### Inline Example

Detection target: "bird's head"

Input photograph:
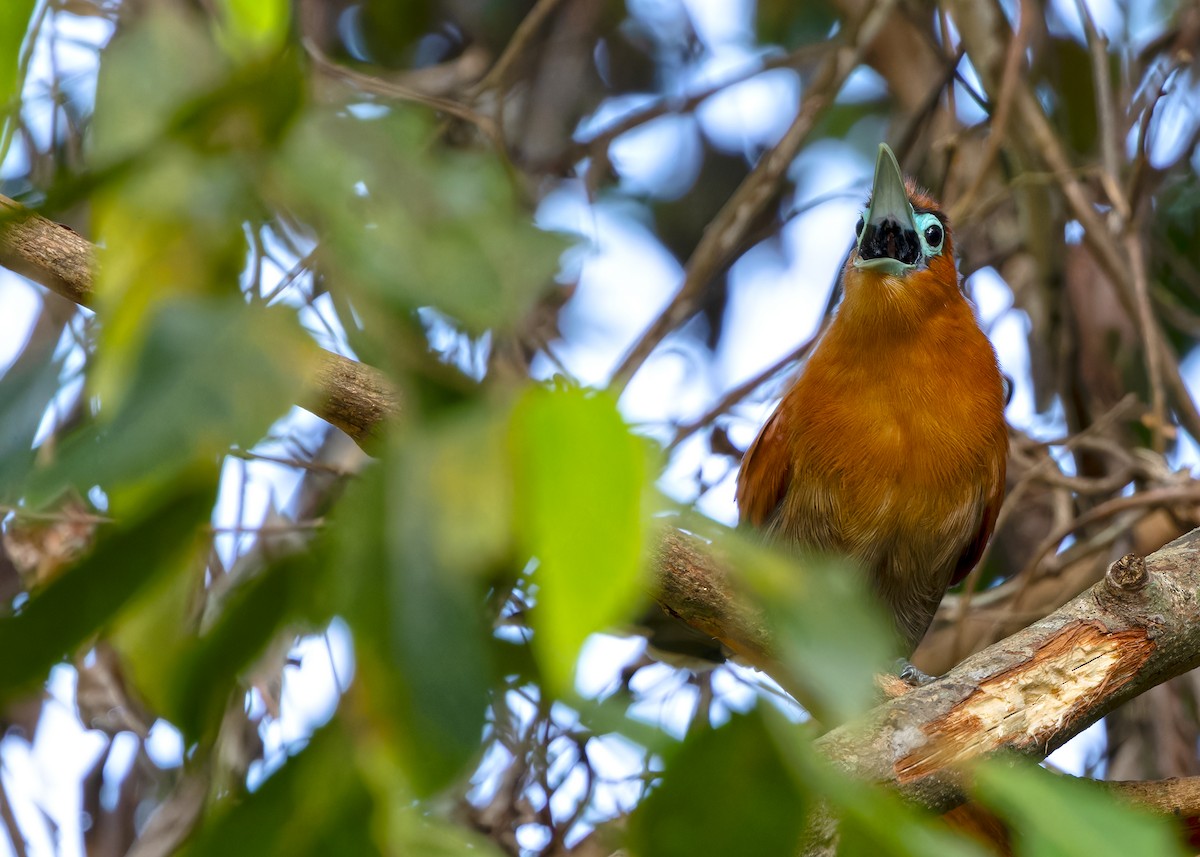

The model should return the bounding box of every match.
[843,144,959,321]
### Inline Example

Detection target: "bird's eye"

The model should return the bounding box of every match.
[855,216,865,237]
[915,213,945,255]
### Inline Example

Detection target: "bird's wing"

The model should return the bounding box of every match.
[735,407,792,528]
[948,475,1004,587]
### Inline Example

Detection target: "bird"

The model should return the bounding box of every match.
[736,143,1008,661]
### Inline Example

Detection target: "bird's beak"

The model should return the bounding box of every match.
[855,144,920,275]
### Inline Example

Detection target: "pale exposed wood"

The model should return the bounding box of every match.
[813,533,1200,816]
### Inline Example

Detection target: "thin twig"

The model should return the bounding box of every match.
[609,0,900,392]
[468,0,571,97]
[1126,232,1168,452]
[667,329,823,453]
[1072,0,1129,221]
[948,0,1033,223]
[1017,484,1200,584]
[303,39,503,147]
[575,44,829,158]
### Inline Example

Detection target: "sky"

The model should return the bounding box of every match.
[0,0,1193,852]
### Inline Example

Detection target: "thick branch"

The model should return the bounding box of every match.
[814,538,1200,812]
[652,531,771,664]
[1106,776,1200,819]
[652,527,1200,816]
[0,195,398,444]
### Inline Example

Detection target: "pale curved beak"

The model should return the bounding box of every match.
[855,144,919,274]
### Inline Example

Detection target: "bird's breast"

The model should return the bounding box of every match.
[771,317,1006,583]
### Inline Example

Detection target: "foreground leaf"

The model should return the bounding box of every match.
[628,709,807,857]
[974,759,1188,857]
[510,386,650,695]
[0,481,215,699]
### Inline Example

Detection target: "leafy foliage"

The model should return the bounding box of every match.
[0,1,1197,856]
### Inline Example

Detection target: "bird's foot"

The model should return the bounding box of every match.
[896,658,938,687]
[876,660,942,698]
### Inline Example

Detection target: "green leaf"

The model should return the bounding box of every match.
[0,350,62,502]
[757,715,986,857]
[91,8,224,165]
[510,386,650,695]
[120,547,319,739]
[331,409,507,794]
[974,759,1188,857]
[181,724,380,857]
[718,530,894,724]
[31,301,315,507]
[215,0,290,55]
[628,709,808,857]
[274,109,568,335]
[0,0,36,164]
[0,481,215,700]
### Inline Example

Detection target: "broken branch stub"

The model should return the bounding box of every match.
[814,529,1200,813]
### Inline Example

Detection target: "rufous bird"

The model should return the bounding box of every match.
[736,144,1008,660]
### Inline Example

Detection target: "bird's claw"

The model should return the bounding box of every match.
[895,659,938,687]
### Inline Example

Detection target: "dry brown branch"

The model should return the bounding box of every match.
[652,526,1200,848]
[813,538,1200,813]
[0,195,92,305]
[652,530,771,665]
[468,0,571,97]
[1106,775,1200,818]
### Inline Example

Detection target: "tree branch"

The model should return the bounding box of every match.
[0,195,398,445]
[815,542,1200,811]
[1107,776,1200,819]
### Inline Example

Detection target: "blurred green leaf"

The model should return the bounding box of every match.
[0,350,62,502]
[92,8,224,165]
[215,0,290,55]
[628,709,807,857]
[182,724,380,857]
[0,0,37,164]
[31,301,316,507]
[91,9,303,381]
[719,531,893,723]
[332,408,506,794]
[751,714,985,857]
[974,759,1188,857]
[510,386,650,695]
[274,109,568,336]
[0,481,214,700]
[125,549,318,743]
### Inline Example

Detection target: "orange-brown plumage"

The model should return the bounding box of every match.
[736,146,1007,655]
